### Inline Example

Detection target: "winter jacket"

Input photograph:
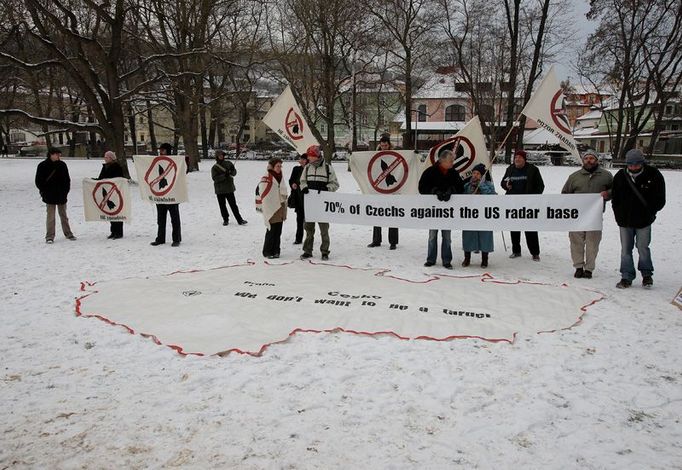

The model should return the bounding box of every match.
[300,161,339,192]
[288,164,305,211]
[256,170,288,228]
[211,160,237,194]
[97,161,124,180]
[35,158,71,204]
[462,180,496,252]
[418,163,465,196]
[501,163,544,194]
[561,166,613,195]
[611,165,666,228]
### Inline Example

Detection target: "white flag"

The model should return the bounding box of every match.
[133,155,188,204]
[82,177,132,222]
[349,150,428,195]
[261,85,319,154]
[520,65,579,158]
[427,115,490,180]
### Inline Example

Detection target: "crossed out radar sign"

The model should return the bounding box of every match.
[428,135,476,172]
[285,108,304,141]
[367,150,410,194]
[144,156,177,196]
[550,89,571,134]
[92,181,124,216]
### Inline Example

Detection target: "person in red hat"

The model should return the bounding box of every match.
[299,145,339,261]
[500,149,544,261]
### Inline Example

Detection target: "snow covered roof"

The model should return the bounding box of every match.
[399,121,466,131]
[576,109,603,121]
[413,75,469,100]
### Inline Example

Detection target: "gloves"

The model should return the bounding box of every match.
[437,189,452,202]
[301,187,309,194]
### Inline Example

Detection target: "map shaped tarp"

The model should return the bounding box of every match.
[76,261,604,356]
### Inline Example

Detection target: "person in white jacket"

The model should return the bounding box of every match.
[256,157,288,259]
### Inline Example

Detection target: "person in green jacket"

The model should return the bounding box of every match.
[211,150,247,226]
[561,150,613,279]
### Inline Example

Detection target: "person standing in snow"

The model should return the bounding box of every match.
[150,143,182,247]
[211,149,247,227]
[611,148,666,289]
[461,163,495,268]
[35,148,76,243]
[561,149,613,279]
[96,150,125,239]
[288,154,307,245]
[256,157,288,259]
[367,135,399,250]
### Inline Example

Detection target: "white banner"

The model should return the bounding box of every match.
[520,65,580,158]
[261,85,318,154]
[427,115,491,179]
[349,150,428,195]
[82,177,132,222]
[304,192,604,231]
[133,155,188,204]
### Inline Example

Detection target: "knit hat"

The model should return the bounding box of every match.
[514,149,527,160]
[306,145,321,159]
[625,148,645,165]
[582,149,598,159]
[472,163,487,175]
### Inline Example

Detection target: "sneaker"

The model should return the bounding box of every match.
[443,263,453,269]
[616,279,632,289]
[583,270,592,279]
[642,276,653,288]
[389,244,397,250]
[238,220,248,225]
[46,239,54,244]
[532,255,541,262]
[367,242,380,248]
[171,241,180,247]
[424,261,435,267]
[509,253,521,259]
[150,240,165,246]
[223,220,229,226]
[300,253,312,259]
[321,254,329,261]
[67,235,77,241]
[574,268,584,278]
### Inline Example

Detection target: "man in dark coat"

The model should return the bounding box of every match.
[501,149,545,260]
[151,143,182,247]
[211,149,247,226]
[611,148,666,288]
[288,154,307,244]
[367,135,399,250]
[418,149,465,269]
[35,148,76,243]
[96,150,125,239]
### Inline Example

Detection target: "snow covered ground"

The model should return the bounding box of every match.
[1,157,680,469]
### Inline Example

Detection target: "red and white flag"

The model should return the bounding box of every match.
[82,177,132,222]
[262,85,319,154]
[133,155,188,204]
[520,65,580,158]
[427,115,490,179]
[349,150,428,195]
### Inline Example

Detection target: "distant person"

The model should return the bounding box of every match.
[367,135,399,250]
[501,149,544,261]
[300,145,339,261]
[151,143,181,247]
[418,149,464,269]
[35,148,76,243]
[288,154,308,244]
[561,150,613,279]
[96,151,125,239]
[257,157,288,259]
[611,149,666,288]
[211,149,247,226]
[461,164,495,268]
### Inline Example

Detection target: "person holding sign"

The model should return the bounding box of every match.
[367,135,399,250]
[151,143,182,247]
[501,149,545,261]
[418,149,464,269]
[257,157,288,259]
[300,145,339,261]
[35,148,76,244]
[211,149,247,227]
[96,151,125,239]
[561,150,613,279]
[461,164,495,268]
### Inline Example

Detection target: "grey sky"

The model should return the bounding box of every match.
[554,0,598,82]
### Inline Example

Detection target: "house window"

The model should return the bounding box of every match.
[243,134,250,141]
[140,134,145,142]
[417,104,427,122]
[455,83,468,92]
[445,104,465,121]
[479,104,495,122]
[665,105,674,115]
[139,116,144,124]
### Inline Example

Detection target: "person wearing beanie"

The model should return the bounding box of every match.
[300,145,339,261]
[561,150,613,279]
[500,149,545,260]
[211,149,247,227]
[151,143,182,247]
[288,154,308,244]
[367,136,399,250]
[35,147,76,243]
[461,163,495,268]
[611,148,666,288]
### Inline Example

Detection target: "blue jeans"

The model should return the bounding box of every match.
[427,229,452,265]
[619,226,653,281]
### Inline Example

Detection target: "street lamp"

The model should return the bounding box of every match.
[410,108,428,151]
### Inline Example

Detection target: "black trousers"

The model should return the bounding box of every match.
[372,226,399,245]
[156,204,181,243]
[295,207,305,243]
[263,222,283,257]
[510,231,539,256]
[216,192,244,223]
[110,221,123,237]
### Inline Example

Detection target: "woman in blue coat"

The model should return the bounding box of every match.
[462,164,495,268]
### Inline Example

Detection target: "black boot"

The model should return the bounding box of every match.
[461,252,471,267]
[481,252,489,268]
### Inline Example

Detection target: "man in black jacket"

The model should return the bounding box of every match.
[418,149,464,269]
[35,148,76,243]
[501,149,545,260]
[288,154,307,244]
[151,143,182,247]
[612,149,666,288]
[96,151,125,239]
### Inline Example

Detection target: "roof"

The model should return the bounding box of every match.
[576,109,603,121]
[413,75,469,100]
[399,121,466,131]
